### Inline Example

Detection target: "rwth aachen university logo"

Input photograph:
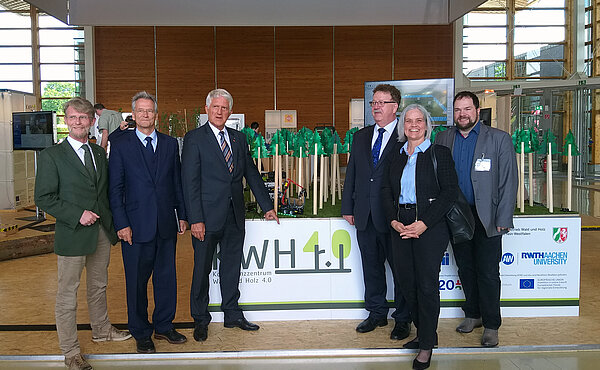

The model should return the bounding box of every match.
[553,227,568,244]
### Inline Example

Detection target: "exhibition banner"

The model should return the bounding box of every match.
[207,216,580,321]
[499,216,581,317]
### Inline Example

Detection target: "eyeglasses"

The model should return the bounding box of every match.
[67,115,91,122]
[369,101,396,107]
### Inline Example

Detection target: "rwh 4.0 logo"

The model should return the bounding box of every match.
[553,227,568,244]
[277,229,353,274]
[233,229,354,275]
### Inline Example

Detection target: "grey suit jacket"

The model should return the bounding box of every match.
[181,123,273,232]
[435,124,518,237]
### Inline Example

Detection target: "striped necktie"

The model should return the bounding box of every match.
[219,131,233,173]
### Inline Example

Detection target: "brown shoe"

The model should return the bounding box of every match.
[456,317,482,333]
[481,328,499,347]
[64,353,92,370]
[92,325,132,342]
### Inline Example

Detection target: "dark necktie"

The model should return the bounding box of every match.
[372,127,385,166]
[219,131,233,173]
[145,136,154,155]
[81,144,97,183]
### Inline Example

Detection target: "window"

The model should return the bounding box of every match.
[0,2,32,93]
[0,0,85,138]
[463,0,568,81]
[584,0,593,76]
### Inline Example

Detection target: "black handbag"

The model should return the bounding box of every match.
[430,145,476,244]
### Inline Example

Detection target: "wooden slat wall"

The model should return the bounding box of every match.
[275,27,334,132]
[156,26,215,132]
[394,25,454,80]
[216,27,274,133]
[334,26,394,143]
[94,25,454,134]
[94,27,155,111]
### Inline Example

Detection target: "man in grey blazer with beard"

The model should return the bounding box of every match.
[435,91,518,347]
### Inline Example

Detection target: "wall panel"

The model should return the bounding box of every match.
[334,26,393,142]
[216,27,274,132]
[394,25,454,80]
[275,27,333,132]
[94,27,155,111]
[94,25,454,137]
[156,26,215,132]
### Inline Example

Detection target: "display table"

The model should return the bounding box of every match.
[207,215,580,321]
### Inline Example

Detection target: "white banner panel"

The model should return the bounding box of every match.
[205,216,580,321]
[499,216,581,316]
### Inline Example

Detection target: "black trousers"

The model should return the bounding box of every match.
[190,203,245,326]
[392,208,449,350]
[451,206,503,330]
[356,215,411,322]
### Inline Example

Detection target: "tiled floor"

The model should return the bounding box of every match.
[1,172,599,369]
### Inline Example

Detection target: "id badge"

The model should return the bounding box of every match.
[475,157,491,171]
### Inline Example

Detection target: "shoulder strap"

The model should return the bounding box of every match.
[430,144,440,189]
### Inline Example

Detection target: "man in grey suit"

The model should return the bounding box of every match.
[181,88,279,342]
[435,91,518,347]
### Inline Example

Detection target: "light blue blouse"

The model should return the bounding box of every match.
[398,139,431,204]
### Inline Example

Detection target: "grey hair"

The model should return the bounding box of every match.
[132,91,158,112]
[63,97,94,118]
[396,104,433,142]
[206,88,233,110]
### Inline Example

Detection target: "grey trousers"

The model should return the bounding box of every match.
[55,228,112,357]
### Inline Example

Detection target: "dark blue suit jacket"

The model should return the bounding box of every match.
[108,130,186,243]
[341,124,398,233]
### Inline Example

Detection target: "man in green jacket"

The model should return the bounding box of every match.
[35,97,131,370]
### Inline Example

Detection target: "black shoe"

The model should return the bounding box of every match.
[224,318,260,331]
[154,328,187,344]
[390,321,411,340]
[403,335,438,349]
[356,317,388,333]
[136,337,156,353]
[193,324,208,342]
[412,350,432,370]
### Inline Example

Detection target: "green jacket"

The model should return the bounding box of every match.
[34,140,118,256]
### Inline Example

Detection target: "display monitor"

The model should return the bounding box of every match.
[12,111,57,150]
[480,107,492,126]
[364,78,455,127]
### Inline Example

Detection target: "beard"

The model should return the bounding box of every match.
[455,112,479,131]
[68,126,90,140]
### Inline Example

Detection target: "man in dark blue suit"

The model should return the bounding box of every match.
[341,84,411,340]
[109,91,188,353]
[181,88,278,342]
